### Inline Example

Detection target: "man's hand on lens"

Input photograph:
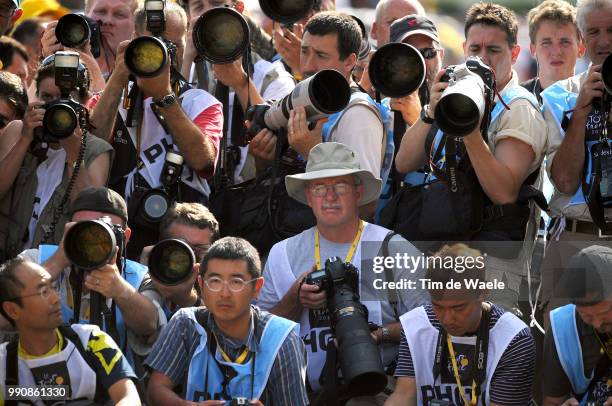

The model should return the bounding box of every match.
[112,40,131,85]
[246,125,277,162]
[212,59,248,90]
[273,24,303,76]
[287,106,325,159]
[21,102,45,142]
[85,252,133,300]
[426,69,450,120]
[390,91,422,125]
[41,21,63,58]
[53,221,77,271]
[575,64,603,116]
[59,125,84,165]
[136,56,173,100]
[295,267,327,309]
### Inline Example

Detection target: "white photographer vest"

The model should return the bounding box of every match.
[400,307,525,405]
[118,88,218,199]
[265,223,389,391]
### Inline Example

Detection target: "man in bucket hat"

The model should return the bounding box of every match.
[257,142,427,405]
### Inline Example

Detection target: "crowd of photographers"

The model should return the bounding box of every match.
[0,0,610,404]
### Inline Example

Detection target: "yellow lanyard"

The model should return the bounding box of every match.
[314,221,364,269]
[446,335,478,406]
[213,331,250,364]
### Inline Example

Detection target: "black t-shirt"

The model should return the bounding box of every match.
[542,311,612,403]
[520,77,543,104]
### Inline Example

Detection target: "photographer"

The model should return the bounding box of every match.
[542,245,612,406]
[522,0,585,104]
[257,142,427,404]
[370,0,425,48]
[145,237,308,405]
[0,35,28,87]
[386,243,536,406]
[393,2,548,311]
[18,187,162,368]
[250,12,388,215]
[0,53,112,258]
[0,70,26,133]
[182,0,296,184]
[89,0,223,259]
[540,0,612,300]
[0,0,22,36]
[0,258,141,405]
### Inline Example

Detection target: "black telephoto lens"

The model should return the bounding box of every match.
[192,7,250,64]
[368,42,426,98]
[148,239,195,285]
[56,14,91,49]
[64,220,118,270]
[258,0,315,25]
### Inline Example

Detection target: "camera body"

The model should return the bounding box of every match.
[34,51,88,142]
[435,56,495,137]
[64,216,126,271]
[305,257,387,397]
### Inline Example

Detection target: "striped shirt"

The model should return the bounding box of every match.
[395,303,535,405]
[144,306,308,405]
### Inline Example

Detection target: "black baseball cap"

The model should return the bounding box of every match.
[70,187,128,223]
[390,14,440,44]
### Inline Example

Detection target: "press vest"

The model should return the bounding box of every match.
[400,306,526,405]
[38,244,147,366]
[322,91,394,191]
[549,304,597,405]
[183,308,298,401]
[0,324,102,405]
[541,82,611,210]
[265,222,390,391]
[111,88,218,201]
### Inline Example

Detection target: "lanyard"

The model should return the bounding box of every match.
[447,335,478,406]
[212,331,250,365]
[314,220,364,269]
[594,328,612,360]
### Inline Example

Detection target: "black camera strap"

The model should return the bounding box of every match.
[432,303,490,393]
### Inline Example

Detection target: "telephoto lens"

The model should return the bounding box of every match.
[125,36,169,77]
[192,7,250,64]
[55,14,91,49]
[148,239,196,285]
[258,0,315,25]
[42,103,78,139]
[368,42,426,98]
[64,218,121,270]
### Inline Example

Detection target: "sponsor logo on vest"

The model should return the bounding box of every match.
[302,328,333,353]
[421,385,485,405]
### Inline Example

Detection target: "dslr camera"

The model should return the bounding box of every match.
[55,13,102,58]
[125,0,178,77]
[305,257,387,397]
[435,56,495,137]
[64,216,126,271]
[225,398,248,406]
[34,51,89,143]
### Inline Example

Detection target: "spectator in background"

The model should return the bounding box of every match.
[0,0,22,35]
[0,35,28,87]
[370,0,425,48]
[522,0,585,103]
[10,18,45,86]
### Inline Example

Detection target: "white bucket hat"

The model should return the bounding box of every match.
[285,142,382,206]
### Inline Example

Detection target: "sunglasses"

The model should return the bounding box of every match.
[418,47,439,60]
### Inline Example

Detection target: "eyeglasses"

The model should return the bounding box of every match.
[308,182,356,197]
[203,276,260,292]
[418,47,439,60]
[9,281,59,301]
[191,243,211,260]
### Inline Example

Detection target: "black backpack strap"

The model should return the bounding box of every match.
[382,232,400,321]
[5,339,19,406]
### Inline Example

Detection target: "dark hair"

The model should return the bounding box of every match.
[159,202,220,242]
[0,257,28,327]
[425,244,487,300]
[465,2,519,47]
[0,71,27,119]
[200,237,261,279]
[11,18,45,49]
[0,36,28,68]
[304,11,362,60]
[35,61,91,102]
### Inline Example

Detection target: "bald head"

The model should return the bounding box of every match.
[372,0,426,46]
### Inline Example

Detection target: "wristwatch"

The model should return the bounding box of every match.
[421,105,435,124]
[381,327,391,343]
[153,92,177,108]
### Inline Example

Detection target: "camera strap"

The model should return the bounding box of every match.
[314,220,364,269]
[381,232,400,321]
[432,303,490,404]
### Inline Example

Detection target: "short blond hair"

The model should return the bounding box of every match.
[85,0,140,14]
[527,0,579,44]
